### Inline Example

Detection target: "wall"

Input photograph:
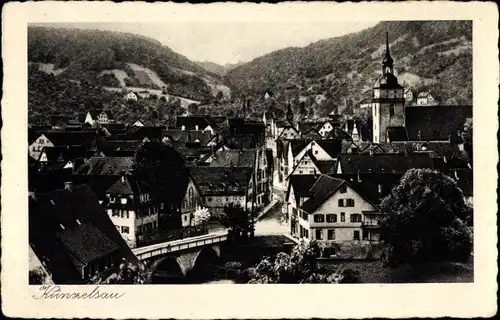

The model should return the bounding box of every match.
[289,154,319,176]
[107,207,137,248]
[297,184,382,258]
[181,178,202,227]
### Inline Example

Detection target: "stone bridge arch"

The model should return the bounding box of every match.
[145,244,221,282]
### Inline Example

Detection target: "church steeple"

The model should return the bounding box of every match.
[382,32,394,75]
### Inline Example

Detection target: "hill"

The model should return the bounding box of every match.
[226,21,472,116]
[28,26,231,101]
[196,61,246,76]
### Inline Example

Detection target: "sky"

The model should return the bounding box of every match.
[37,22,378,65]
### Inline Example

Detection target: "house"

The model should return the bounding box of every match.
[104,174,158,248]
[285,174,318,233]
[404,88,414,102]
[318,121,336,137]
[295,175,383,259]
[176,115,221,135]
[133,120,146,127]
[278,125,300,140]
[124,91,138,101]
[189,166,253,215]
[37,145,88,171]
[85,110,114,126]
[204,149,271,206]
[359,98,372,109]
[179,176,203,227]
[416,92,437,105]
[405,105,472,141]
[29,131,96,160]
[29,183,138,284]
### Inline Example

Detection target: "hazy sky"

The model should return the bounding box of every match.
[38,22,378,65]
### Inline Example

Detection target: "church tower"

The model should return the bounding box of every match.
[371,32,405,143]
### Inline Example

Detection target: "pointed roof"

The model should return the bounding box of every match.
[382,32,394,67]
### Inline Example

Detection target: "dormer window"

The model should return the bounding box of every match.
[389,104,395,117]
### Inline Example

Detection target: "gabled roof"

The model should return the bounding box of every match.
[315,139,342,158]
[189,166,252,196]
[98,139,143,157]
[75,157,134,176]
[336,153,434,174]
[106,175,151,196]
[286,175,318,202]
[301,175,345,213]
[29,184,137,284]
[162,129,214,146]
[405,105,472,141]
[57,224,120,264]
[176,115,222,130]
[417,92,432,98]
[289,139,311,157]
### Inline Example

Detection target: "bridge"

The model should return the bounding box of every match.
[133,231,228,282]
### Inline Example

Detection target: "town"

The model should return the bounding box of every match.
[28,32,473,285]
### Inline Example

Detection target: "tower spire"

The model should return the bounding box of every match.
[382,31,394,74]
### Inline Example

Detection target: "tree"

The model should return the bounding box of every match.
[187,103,199,115]
[215,203,252,240]
[248,240,359,283]
[191,206,211,226]
[216,91,224,101]
[299,101,308,119]
[91,260,146,284]
[462,117,473,165]
[378,169,473,267]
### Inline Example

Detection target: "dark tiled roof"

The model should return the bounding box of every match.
[325,127,352,140]
[106,175,151,196]
[189,166,252,196]
[162,129,214,146]
[40,145,87,162]
[176,116,221,130]
[289,139,311,157]
[405,105,472,141]
[57,224,119,264]
[44,131,96,148]
[124,126,163,141]
[29,184,137,284]
[208,150,256,167]
[286,174,318,202]
[336,153,434,174]
[417,92,431,98]
[98,139,143,157]
[75,157,134,176]
[316,139,342,158]
[386,126,409,142]
[301,175,345,213]
[297,121,323,133]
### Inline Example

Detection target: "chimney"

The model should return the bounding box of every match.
[64,181,73,191]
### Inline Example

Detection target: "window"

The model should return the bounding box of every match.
[189,187,193,199]
[326,214,337,223]
[315,229,323,240]
[112,210,120,217]
[346,199,355,207]
[339,185,347,194]
[125,211,129,219]
[137,225,142,234]
[389,104,395,117]
[314,150,318,155]
[122,226,130,234]
[153,221,157,229]
[350,214,362,223]
[313,214,325,223]
[353,230,360,241]
[327,229,336,240]
[340,212,345,222]
[207,197,212,202]
[299,170,303,174]
[363,230,369,241]
[338,199,344,207]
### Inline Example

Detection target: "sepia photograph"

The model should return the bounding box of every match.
[1,1,498,319]
[27,19,474,286]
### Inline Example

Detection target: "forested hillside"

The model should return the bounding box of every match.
[28,26,230,101]
[226,20,472,115]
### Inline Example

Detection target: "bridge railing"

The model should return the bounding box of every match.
[137,224,208,247]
